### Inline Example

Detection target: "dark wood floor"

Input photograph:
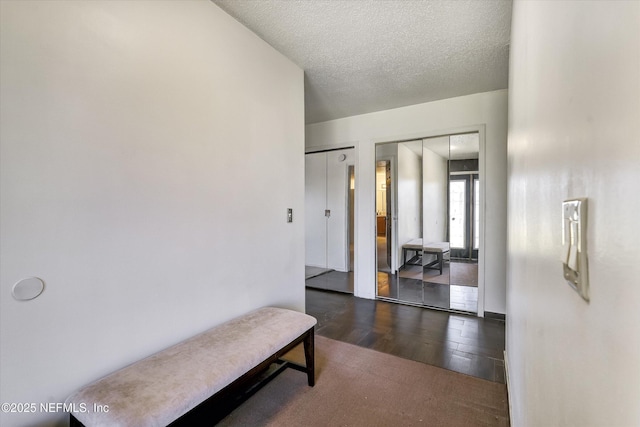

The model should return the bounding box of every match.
[305,270,354,293]
[305,288,506,383]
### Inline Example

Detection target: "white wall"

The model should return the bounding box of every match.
[507,1,640,425]
[397,143,422,266]
[0,1,304,426]
[422,142,448,243]
[307,90,507,314]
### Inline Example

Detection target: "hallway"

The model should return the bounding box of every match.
[306,288,506,383]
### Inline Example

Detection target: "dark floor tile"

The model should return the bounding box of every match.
[494,361,506,383]
[446,353,473,375]
[457,343,505,359]
[468,354,498,382]
[356,330,386,348]
[305,288,506,384]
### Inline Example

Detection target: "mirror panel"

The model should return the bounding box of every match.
[447,134,480,312]
[375,144,396,300]
[376,132,480,314]
[420,136,451,309]
[395,140,423,305]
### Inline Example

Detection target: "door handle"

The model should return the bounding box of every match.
[325,209,331,218]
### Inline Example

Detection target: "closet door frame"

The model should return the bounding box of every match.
[305,147,355,273]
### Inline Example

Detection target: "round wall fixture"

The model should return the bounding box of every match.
[12,277,45,301]
[338,154,347,161]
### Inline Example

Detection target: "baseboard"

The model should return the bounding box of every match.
[485,311,506,321]
[504,350,514,426]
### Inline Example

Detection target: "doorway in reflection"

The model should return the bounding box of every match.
[375,133,480,314]
[376,160,392,273]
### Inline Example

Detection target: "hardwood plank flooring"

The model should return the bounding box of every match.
[305,288,506,383]
[305,271,354,294]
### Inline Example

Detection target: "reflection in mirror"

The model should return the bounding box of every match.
[375,144,396,300]
[375,133,480,314]
[395,140,425,305]
[421,136,451,310]
[376,139,430,306]
[447,133,480,312]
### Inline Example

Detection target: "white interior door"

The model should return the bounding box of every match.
[305,153,327,268]
[305,149,354,272]
[326,149,353,272]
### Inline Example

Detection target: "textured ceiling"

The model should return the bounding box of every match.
[212,0,512,124]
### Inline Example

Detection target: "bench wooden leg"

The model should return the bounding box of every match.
[70,414,85,427]
[303,328,315,386]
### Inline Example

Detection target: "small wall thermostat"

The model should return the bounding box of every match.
[562,198,589,301]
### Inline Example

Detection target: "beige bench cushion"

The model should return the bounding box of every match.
[66,307,316,427]
[403,238,424,250]
[423,242,450,253]
[402,239,450,253]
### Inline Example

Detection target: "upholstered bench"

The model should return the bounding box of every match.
[401,238,450,274]
[66,307,317,426]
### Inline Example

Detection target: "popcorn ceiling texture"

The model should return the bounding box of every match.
[213,0,512,123]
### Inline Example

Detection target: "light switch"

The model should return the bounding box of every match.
[562,198,589,301]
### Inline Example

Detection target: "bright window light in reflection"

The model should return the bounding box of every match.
[450,181,466,248]
[474,179,479,250]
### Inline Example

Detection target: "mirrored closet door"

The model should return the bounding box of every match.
[375,134,480,313]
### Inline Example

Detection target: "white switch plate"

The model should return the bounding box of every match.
[562,198,589,301]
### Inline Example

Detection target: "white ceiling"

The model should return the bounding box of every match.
[212,0,512,124]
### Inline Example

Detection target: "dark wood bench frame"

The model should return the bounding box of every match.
[402,246,449,275]
[70,326,315,427]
